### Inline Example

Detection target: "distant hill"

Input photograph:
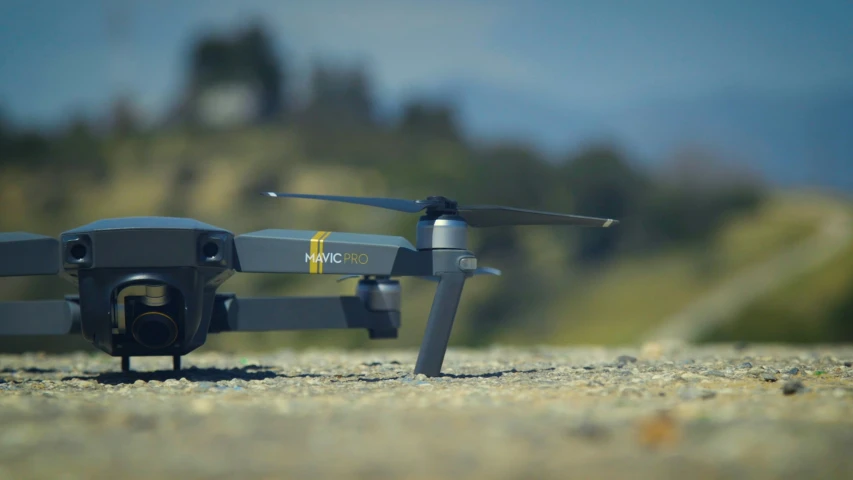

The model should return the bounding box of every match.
[433,80,853,191]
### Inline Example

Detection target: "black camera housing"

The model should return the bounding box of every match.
[58,218,235,356]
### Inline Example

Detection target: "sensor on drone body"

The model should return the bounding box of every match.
[0,193,618,377]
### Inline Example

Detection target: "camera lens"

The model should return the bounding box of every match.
[131,312,178,349]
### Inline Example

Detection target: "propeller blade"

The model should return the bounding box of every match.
[262,192,619,229]
[457,205,618,228]
[336,275,362,282]
[263,192,429,213]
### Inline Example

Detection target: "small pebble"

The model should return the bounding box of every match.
[782,380,805,396]
[617,355,637,365]
[571,421,610,441]
[738,362,753,369]
[762,373,778,382]
[787,367,800,375]
[844,362,852,368]
[679,386,716,400]
[619,387,643,397]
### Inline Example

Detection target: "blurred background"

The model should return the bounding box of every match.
[1,0,852,354]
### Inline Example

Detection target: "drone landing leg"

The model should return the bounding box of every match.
[121,356,130,373]
[414,272,466,378]
[173,356,181,371]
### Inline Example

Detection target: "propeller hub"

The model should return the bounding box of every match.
[421,196,459,216]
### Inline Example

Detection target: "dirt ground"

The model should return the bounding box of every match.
[1,343,852,479]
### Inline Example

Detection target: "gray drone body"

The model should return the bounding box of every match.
[0,193,617,376]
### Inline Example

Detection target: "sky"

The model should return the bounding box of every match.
[1,0,852,128]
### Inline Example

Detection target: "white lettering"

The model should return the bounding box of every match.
[306,252,368,264]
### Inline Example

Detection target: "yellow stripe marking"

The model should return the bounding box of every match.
[309,231,333,274]
[309,231,326,274]
[318,231,332,274]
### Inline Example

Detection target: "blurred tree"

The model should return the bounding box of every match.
[473,144,559,204]
[109,95,141,136]
[298,63,376,129]
[643,147,764,248]
[0,131,52,168]
[183,22,289,126]
[398,100,461,142]
[0,109,52,168]
[52,114,109,181]
[561,144,649,263]
[0,110,7,141]
[819,284,853,342]
[190,36,231,86]
[234,24,288,121]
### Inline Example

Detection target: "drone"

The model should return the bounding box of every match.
[0,193,618,377]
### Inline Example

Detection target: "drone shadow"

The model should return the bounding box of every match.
[1,367,61,374]
[61,364,284,385]
[437,367,556,379]
[53,364,557,386]
[354,367,558,383]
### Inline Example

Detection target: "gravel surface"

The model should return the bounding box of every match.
[2,343,853,480]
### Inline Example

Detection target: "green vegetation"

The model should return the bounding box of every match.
[701,204,853,344]
[491,193,824,346]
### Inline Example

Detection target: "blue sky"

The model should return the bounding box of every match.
[1,0,852,127]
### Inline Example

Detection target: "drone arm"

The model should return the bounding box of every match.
[233,229,430,277]
[0,297,81,335]
[0,232,61,277]
[209,294,400,338]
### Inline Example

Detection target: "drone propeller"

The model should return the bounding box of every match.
[263,192,426,213]
[263,192,617,228]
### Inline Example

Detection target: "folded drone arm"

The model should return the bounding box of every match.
[208,294,400,338]
[0,232,61,277]
[0,297,80,335]
[232,229,430,276]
